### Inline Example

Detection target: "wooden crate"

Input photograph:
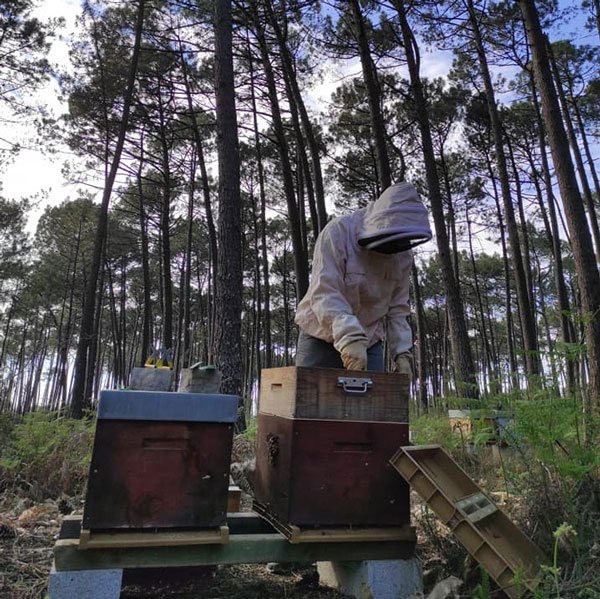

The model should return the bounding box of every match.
[448,409,501,443]
[259,367,409,422]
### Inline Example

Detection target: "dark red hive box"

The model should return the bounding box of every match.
[254,367,410,528]
[82,390,239,531]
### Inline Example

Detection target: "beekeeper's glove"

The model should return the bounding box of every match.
[395,351,412,382]
[340,341,368,371]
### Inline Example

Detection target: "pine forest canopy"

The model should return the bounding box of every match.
[1,0,600,422]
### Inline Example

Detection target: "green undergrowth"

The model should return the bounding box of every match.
[411,392,600,598]
[241,415,258,442]
[0,410,95,501]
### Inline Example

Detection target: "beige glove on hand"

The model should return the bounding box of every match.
[340,341,368,371]
[395,352,413,382]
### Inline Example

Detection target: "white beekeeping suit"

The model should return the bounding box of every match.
[295,182,432,372]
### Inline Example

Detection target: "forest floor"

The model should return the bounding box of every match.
[0,488,464,599]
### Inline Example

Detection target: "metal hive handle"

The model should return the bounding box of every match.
[337,376,373,394]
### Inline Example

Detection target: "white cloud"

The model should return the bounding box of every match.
[419,49,454,81]
[0,0,85,232]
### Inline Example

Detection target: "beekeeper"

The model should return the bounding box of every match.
[295,182,432,374]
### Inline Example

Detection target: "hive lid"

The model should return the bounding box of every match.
[97,390,239,423]
[390,445,546,599]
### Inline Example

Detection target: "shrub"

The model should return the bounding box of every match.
[0,411,95,501]
[412,392,600,598]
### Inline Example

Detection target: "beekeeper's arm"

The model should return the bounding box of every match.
[309,226,368,369]
[387,261,413,376]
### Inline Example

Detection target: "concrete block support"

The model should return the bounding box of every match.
[47,564,123,599]
[317,558,423,599]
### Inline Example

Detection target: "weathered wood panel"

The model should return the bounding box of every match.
[54,534,415,572]
[259,367,409,422]
[83,420,234,530]
[254,414,410,527]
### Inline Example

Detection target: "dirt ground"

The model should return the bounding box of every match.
[0,494,351,599]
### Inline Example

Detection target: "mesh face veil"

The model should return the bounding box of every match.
[356,183,432,253]
[358,231,431,253]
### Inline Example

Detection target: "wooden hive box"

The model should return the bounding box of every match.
[259,366,409,422]
[254,367,410,528]
[83,390,238,531]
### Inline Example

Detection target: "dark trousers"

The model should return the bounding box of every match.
[295,330,384,372]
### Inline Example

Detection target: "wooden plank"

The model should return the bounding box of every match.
[54,534,415,572]
[79,528,91,550]
[254,500,414,544]
[79,525,228,549]
[60,514,275,541]
[288,524,416,544]
[227,487,242,513]
[259,367,409,422]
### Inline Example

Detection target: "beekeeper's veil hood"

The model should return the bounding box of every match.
[357,182,432,252]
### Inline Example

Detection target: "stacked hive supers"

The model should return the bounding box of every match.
[253,367,411,529]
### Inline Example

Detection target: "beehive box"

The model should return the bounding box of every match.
[83,390,238,530]
[259,366,409,422]
[254,367,410,528]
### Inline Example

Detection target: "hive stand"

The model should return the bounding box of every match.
[47,513,420,599]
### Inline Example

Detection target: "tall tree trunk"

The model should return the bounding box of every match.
[466,0,539,378]
[85,264,105,404]
[571,100,600,205]
[179,42,218,357]
[120,258,127,384]
[248,43,272,367]
[394,0,478,398]
[107,264,122,386]
[348,0,392,191]
[214,0,243,410]
[593,0,600,40]
[251,184,263,385]
[70,0,145,418]
[520,0,600,411]
[285,76,319,241]
[137,130,153,365]
[440,158,461,292]
[248,1,309,299]
[158,94,173,351]
[466,204,495,391]
[547,40,600,263]
[482,148,518,384]
[263,0,328,231]
[411,264,428,409]
[182,154,196,369]
[506,135,535,310]
[0,296,15,370]
[530,76,576,390]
